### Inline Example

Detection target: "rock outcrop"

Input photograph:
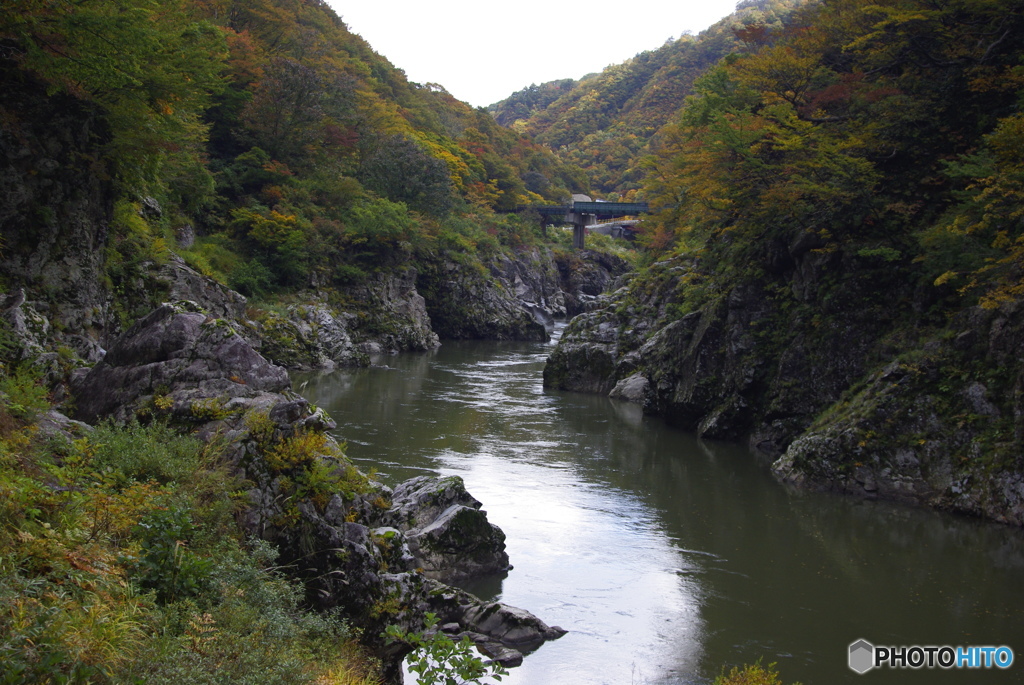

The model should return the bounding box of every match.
[554,248,631,317]
[70,302,564,677]
[254,303,367,370]
[71,301,291,425]
[416,255,549,342]
[416,246,631,342]
[347,267,441,353]
[773,301,1024,525]
[0,66,113,356]
[545,245,1024,525]
[156,255,248,322]
[383,475,511,581]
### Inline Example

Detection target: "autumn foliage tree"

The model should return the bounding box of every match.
[643,0,1024,308]
[1,0,228,204]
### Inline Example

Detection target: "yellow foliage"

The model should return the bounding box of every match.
[265,430,328,471]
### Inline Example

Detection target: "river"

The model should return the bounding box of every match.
[296,327,1024,684]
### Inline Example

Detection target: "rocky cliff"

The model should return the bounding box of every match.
[545,245,1024,525]
[416,246,630,342]
[0,67,114,361]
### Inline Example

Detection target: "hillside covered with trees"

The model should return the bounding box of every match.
[488,0,802,199]
[2,0,589,312]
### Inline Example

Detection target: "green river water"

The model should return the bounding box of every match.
[296,327,1024,685]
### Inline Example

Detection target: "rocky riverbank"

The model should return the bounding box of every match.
[67,301,565,677]
[544,251,1024,526]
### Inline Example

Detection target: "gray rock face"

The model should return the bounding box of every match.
[1,289,49,361]
[490,248,568,331]
[348,268,441,352]
[256,303,366,370]
[773,302,1024,525]
[264,476,560,677]
[546,245,1024,525]
[417,256,549,341]
[554,249,632,317]
[71,302,290,424]
[156,255,247,321]
[545,254,882,443]
[384,475,510,581]
[416,246,630,342]
[609,372,649,404]
[0,69,113,347]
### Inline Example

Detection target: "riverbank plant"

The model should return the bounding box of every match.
[384,612,507,685]
[715,661,801,685]
[0,371,383,684]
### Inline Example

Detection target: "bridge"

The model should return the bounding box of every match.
[514,200,651,248]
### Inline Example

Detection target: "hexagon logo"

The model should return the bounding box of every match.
[849,639,875,674]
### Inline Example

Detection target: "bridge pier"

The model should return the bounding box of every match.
[566,212,595,249]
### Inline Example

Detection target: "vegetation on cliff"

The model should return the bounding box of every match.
[546,0,1024,523]
[0,371,383,683]
[0,0,590,316]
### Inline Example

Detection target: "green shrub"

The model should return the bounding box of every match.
[385,612,507,685]
[179,234,245,285]
[88,420,203,486]
[229,258,275,298]
[127,540,376,685]
[0,367,50,422]
[132,506,213,603]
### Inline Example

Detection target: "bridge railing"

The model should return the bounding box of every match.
[569,202,649,215]
[513,202,651,217]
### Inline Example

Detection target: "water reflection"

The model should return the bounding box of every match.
[296,334,1024,685]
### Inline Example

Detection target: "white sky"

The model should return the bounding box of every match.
[327,0,741,108]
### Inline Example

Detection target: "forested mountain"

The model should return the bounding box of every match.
[488,0,802,198]
[4,0,1024,681]
[547,0,1024,524]
[2,0,588,306]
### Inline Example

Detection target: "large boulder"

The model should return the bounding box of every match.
[72,301,290,424]
[384,475,511,581]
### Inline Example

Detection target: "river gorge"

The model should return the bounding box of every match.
[297,326,1024,684]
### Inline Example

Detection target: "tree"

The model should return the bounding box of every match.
[357,134,455,216]
[1,0,228,197]
[240,56,356,163]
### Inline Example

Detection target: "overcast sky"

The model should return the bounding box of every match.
[326,0,741,108]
